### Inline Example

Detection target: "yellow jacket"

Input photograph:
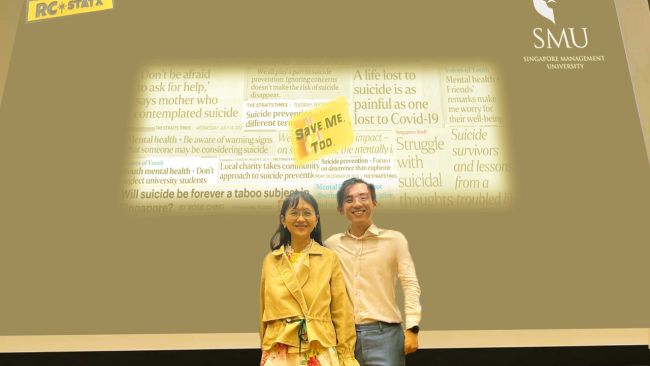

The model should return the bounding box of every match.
[259,243,359,366]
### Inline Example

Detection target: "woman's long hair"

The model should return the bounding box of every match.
[269,191,323,250]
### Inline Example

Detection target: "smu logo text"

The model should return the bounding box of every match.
[532,0,589,49]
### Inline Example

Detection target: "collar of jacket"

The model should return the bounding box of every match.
[270,241,326,257]
[270,241,324,315]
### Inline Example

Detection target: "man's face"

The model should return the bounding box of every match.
[340,183,376,228]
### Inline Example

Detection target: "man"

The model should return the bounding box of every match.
[325,178,421,366]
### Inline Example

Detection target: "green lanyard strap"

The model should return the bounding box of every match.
[286,318,308,355]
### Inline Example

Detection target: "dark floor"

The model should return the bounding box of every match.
[1,346,648,366]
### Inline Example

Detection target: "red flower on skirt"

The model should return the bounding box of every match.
[259,351,269,366]
[307,355,321,366]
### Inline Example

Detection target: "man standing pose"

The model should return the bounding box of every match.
[325,178,421,366]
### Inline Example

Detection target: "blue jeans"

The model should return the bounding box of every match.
[355,322,405,366]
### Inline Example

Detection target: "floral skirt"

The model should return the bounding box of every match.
[260,343,339,366]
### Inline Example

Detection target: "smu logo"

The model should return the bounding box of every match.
[533,0,557,24]
[532,0,589,49]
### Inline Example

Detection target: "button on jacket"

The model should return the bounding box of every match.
[259,243,359,366]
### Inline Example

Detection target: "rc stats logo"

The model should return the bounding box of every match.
[27,0,114,22]
[531,0,589,49]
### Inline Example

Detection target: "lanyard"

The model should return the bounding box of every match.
[286,318,308,355]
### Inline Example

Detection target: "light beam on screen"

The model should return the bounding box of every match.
[122,62,513,215]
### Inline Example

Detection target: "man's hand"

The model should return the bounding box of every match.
[404,329,419,354]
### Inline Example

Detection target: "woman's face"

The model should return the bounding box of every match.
[281,198,318,241]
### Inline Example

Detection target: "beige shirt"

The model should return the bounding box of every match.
[325,224,421,330]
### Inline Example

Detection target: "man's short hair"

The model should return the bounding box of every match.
[336,177,377,211]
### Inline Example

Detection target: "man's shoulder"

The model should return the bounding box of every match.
[376,227,407,241]
[323,233,345,247]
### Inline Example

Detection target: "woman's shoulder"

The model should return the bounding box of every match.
[262,248,282,264]
[313,243,338,260]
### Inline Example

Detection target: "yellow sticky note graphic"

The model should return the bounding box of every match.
[27,0,114,23]
[289,97,354,165]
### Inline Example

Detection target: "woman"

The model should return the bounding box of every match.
[259,191,359,366]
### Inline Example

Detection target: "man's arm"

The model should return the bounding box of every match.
[396,232,421,354]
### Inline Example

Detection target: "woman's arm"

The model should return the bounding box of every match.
[329,256,360,366]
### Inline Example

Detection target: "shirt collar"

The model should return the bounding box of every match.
[344,223,380,239]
